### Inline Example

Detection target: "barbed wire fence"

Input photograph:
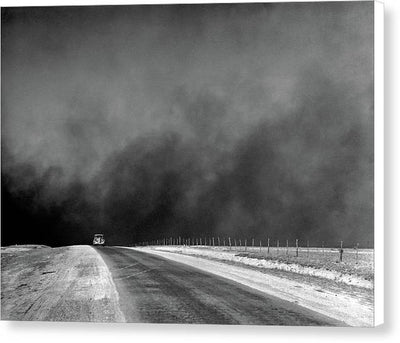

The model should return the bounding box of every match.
[135,236,371,264]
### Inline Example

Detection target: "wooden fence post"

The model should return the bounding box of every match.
[339,241,343,262]
[296,239,299,257]
[356,243,359,264]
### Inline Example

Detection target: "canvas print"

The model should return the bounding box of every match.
[1,1,375,326]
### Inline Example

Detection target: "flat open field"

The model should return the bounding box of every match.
[229,246,373,281]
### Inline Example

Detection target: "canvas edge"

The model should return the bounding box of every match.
[374,0,384,328]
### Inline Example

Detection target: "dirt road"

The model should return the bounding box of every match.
[1,245,345,325]
[95,246,344,325]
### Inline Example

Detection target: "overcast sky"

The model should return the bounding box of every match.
[1,2,374,246]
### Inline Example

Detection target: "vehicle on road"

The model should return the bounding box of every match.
[93,234,105,246]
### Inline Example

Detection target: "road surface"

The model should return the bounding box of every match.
[95,246,344,326]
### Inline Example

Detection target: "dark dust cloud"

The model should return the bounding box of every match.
[1,3,374,247]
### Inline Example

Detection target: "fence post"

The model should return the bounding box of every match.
[252,238,255,250]
[212,237,215,246]
[356,243,359,264]
[339,241,343,262]
[296,239,299,257]
[267,237,270,254]
[286,239,289,255]
[218,237,220,246]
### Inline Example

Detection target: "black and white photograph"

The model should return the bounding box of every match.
[1,0,379,328]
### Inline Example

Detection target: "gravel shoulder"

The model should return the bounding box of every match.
[1,245,124,322]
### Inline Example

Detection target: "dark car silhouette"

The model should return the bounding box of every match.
[93,234,105,246]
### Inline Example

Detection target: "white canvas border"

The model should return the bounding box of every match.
[374,0,384,327]
[0,0,390,341]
